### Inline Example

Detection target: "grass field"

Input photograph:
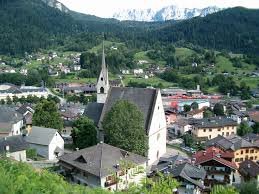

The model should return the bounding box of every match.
[122,75,174,87]
[89,41,124,53]
[175,47,195,60]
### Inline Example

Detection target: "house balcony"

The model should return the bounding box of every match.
[105,180,118,187]
[206,170,231,175]
[204,177,230,186]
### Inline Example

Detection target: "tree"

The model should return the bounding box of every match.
[32,100,63,131]
[6,96,12,105]
[191,102,199,110]
[183,104,191,112]
[239,180,259,194]
[102,100,148,156]
[203,108,214,118]
[213,103,225,116]
[127,173,179,194]
[237,122,253,136]
[0,99,5,105]
[182,134,195,147]
[211,185,238,194]
[12,96,19,105]
[252,122,259,133]
[0,159,112,194]
[71,116,97,149]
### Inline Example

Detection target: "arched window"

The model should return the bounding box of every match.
[101,77,103,81]
[100,87,104,93]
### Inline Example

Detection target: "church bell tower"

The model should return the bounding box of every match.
[96,41,109,103]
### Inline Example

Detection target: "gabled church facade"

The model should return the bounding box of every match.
[84,43,167,165]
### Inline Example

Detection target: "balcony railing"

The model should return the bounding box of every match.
[105,180,118,187]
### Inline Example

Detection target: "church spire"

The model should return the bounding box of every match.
[96,39,109,104]
[102,40,106,69]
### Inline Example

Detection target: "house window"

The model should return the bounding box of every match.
[240,158,243,162]
[241,151,243,154]
[203,129,206,132]
[211,175,214,179]
[246,149,249,153]
[250,157,253,160]
[232,126,234,129]
[250,150,254,153]
[209,129,212,132]
[235,158,239,162]
[218,128,221,131]
[227,127,229,130]
[255,156,257,160]
[209,135,211,139]
[222,132,224,136]
[226,132,229,136]
[100,87,104,93]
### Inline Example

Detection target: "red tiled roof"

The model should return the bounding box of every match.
[248,112,259,123]
[192,147,237,170]
[187,107,207,116]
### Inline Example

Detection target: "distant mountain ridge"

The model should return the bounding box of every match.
[40,0,69,12]
[113,5,223,21]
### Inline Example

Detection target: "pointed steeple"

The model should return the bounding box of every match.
[96,40,109,103]
[102,40,106,69]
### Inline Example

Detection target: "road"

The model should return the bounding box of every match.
[46,88,66,105]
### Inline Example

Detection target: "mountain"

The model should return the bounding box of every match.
[151,7,259,55]
[40,0,69,13]
[0,0,83,55]
[112,5,223,21]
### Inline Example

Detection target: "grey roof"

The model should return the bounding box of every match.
[151,154,187,172]
[0,135,29,153]
[84,103,104,125]
[239,160,259,178]
[25,126,58,146]
[0,106,23,132]
[0,83,46,94]
[155,161,206,188]
[205,134,257,151]
[59,143,147,178]
[243,133,259,142]
[98,87,158,132]
[191,117,237,128]
[16,104,34,115]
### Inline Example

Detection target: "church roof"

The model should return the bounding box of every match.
[98,87,158,133]
[84,103,104,125]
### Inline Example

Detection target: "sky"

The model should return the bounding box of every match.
[59,0,259,17]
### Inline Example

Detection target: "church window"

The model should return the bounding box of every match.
[100,87,104,93]
[101,77,103,81]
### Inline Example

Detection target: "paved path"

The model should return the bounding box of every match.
[163,146,189,158]
[46,88,66,105]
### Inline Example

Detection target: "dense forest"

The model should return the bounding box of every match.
[0,0,259,56]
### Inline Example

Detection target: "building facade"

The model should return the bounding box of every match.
[191,117,237,140]
[59,143,147,191]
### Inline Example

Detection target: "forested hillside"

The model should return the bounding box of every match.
[0,0,83,55]
[152,7,259,55]
[0,1,259,56]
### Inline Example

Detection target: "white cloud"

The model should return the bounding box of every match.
[59,0,259,17]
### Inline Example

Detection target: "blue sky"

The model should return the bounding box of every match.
[59,0,259,17]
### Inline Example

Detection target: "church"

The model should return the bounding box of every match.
[84,43,167,165]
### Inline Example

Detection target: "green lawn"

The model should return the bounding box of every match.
[215,56,234,73]
[89,40,124,53]
[122,75,174,87]
[175,47,195,60]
